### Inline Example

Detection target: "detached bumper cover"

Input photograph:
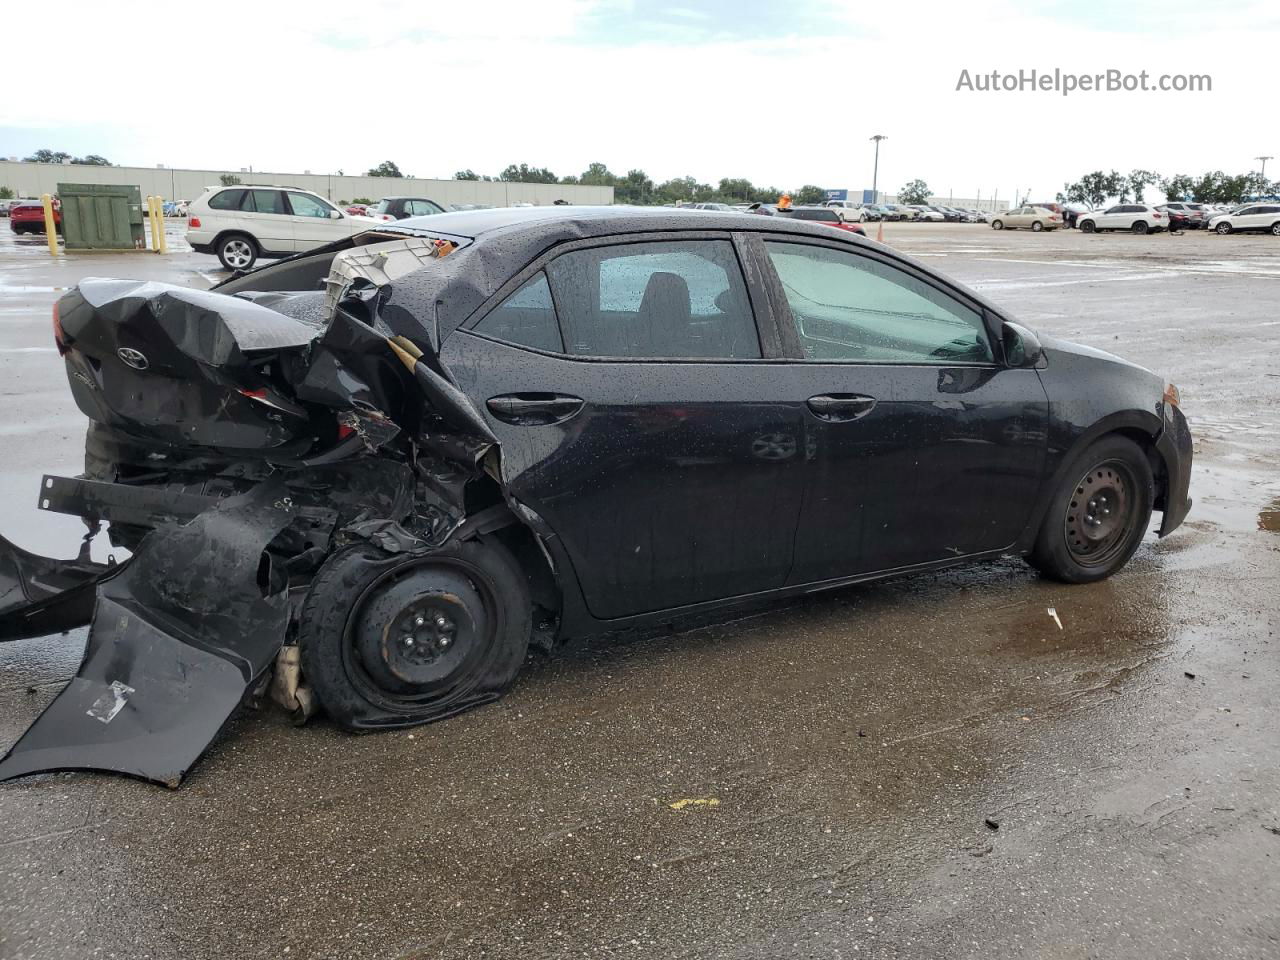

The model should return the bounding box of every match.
[1156,401,1193,536]
[0,481,296,788]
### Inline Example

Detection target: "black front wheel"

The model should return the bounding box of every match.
[299,538,531,730]
[1080,220,1096,233]
[1027,435,1154,583]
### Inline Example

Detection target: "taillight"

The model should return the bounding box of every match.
[52,300,69,355]
[188,217,201,228]
[1153,212,1162,219]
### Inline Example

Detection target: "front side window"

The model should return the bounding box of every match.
[545,240,760,359]
[246,190,286,215]
[287,192,334,218]
[407,199,444,216]
[764,241,993,364]
[474,272,563,353]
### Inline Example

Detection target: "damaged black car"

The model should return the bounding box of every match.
[0,207,1193,787]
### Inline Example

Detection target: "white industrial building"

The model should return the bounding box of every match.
[0,161,614,207]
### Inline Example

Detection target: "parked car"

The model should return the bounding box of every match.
[991,205,1063,232]
[909,205,945,222]
[0,198,12,217]
[824,199,872,222]
[186,185,383,270]
[779,205,866,234]
[8,198,61,235]
[860,204,885,221]
[883,204,917,221]
[0,205,1193,787]
[369,196,448,221]
[683,202,733,211]
[1207,203,1280,235]
[1157,202,1206,229]
[1077,204,1166,234]
[345,204,369,216]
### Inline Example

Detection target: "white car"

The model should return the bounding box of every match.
[909,205,945,222]
[1076,203,1166,234]
[1207,202,1280,236]
[186,185,382,270]
[823,199,872,222]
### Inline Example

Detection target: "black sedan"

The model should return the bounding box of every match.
[0,207,1192,786]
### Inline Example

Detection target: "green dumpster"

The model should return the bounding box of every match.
[57,183,145,250]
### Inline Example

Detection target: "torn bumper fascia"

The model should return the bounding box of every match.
[0,481,296,787]
[1156,401,1193,537]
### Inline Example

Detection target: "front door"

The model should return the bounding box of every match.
[443,235,807,620]
[755,238,1048,584]
[285,190,345,252]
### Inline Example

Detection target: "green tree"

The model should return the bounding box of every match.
[1160,173,1194,202]
[499,163,559,184]
[352,197,372,204]
[219,173,242,186]
[74,154,111,166]
[454,169,480,180]
[1125,169,1159,203]
[614,169,655,204]
[717,177,755,202]
[23,149,71,163]
[0,186,14,200]
[1061,170,1125,208]
[897,179,930,205]
[579,162,618,187]
[793,184,827,205]
[366,160,405,178]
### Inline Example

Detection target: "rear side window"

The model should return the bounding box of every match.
[407,199,443,216]
[474,273,563,353]
[208,189,245,210]
[546,240,761,359]
[764,241,993,364]
[246,190,286,214]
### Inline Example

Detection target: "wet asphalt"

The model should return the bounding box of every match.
[0,221,1277,960]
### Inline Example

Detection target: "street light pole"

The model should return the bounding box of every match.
[870,134,887,202]
[1257,155,1273,183]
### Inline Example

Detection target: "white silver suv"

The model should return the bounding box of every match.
[186,185,381,271]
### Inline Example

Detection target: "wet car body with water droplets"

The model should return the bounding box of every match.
[0,206,1192,786]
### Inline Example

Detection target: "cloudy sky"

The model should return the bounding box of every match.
[3,0,1276,202]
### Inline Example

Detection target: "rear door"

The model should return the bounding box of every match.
[239,189,294,253]
[752,236,1048,584]
[442,233,807,620]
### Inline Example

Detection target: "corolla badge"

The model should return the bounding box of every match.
[117,347,149,370]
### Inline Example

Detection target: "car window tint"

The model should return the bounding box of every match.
[247,190,286,215]
[546,240,761,359]
[474,272,563,353]
[764,241,993,365]
[288,192,331,218]
[209,189,245,210]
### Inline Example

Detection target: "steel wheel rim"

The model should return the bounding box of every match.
[340,556,499,710]
[224,240,252,267]
[1064,459,1138,567]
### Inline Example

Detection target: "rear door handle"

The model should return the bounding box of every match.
[486,393,584,426]
[806,394,877,422]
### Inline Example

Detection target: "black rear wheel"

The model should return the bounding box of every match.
[1132,220,1149,235]
[1027,435,1154,583]
[1080,220,1096,233]
[299,538,531,729]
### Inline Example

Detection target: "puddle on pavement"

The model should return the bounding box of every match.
[1259,498,1280,532]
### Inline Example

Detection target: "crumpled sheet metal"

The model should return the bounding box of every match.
[0,481,296,787]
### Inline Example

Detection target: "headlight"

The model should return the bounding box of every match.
[1163,382,1181,408]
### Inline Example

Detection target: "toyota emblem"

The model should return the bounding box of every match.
[117,347,149,370]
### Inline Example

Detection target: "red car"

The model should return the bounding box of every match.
[10,198,61,235]
[344,204,369,216]
[779,206,866,234]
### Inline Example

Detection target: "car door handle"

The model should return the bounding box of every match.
[806,394,877,422]
[486,393,584,426]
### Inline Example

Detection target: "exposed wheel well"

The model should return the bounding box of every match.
[1111,427,1167,510]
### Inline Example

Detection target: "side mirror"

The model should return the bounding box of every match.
[1002,321,1044,367]
[330,209,342,219]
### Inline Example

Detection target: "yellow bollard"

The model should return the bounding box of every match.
[146,196,161,252]
[41,194,59,256]
[155,195,168,254]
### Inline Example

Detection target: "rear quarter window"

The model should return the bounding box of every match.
[208,189,245,210]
